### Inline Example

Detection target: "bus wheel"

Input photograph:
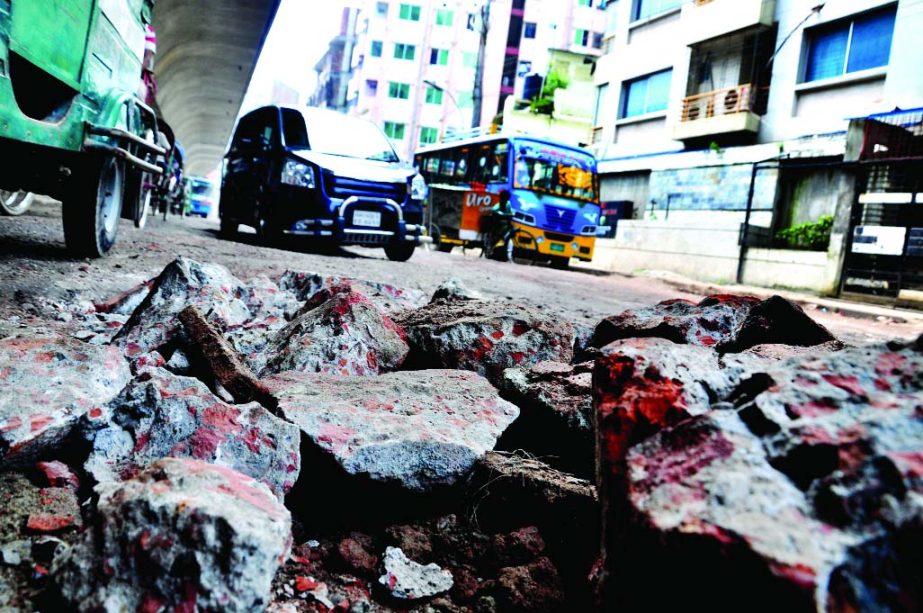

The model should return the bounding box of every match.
[385,242,416,262]
[63,156,124,258]
[549,255,570,270]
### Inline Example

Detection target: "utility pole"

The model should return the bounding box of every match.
[471,0,491,129]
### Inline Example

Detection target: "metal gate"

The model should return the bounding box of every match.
[841,159,923,302]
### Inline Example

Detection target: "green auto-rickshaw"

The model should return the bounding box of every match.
[0,0,164,257]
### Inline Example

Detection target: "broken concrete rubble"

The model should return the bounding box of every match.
[279,270,428,314]
[592,294,837,352]
[431,278,484,303]
[113,257,251,357]
[54,458,291,613]
[266,369,519,494]
[80,367,300,499]
[379,546,454,600]
[0,332,131,465]
[499,360,595,477]
[396,299,575,385]
[598,336,923,610]
[252,287,410,377]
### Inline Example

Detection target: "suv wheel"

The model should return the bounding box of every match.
[385,242,416,262]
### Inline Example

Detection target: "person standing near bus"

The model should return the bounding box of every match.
[488,190,514,262]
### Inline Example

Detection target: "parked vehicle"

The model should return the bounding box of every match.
[186,177,213,218]
[219,106,430,261]
[415,134,601,268]
[150,123,186,220]
[0,0,164,257]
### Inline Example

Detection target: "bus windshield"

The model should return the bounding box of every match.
[514,156,597,202]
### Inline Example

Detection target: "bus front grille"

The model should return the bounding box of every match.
[544,205,576,232]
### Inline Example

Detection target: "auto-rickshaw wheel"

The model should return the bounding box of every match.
[63,156,125,258]
[0,190,34,216]
[124,170,151,229]
[385,241,416,262]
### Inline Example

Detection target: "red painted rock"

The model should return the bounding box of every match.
[499,361,595,476]
[593,294,836,352]
[53,458,291,613]
[279,270,427,315]
[25,487,82,534]
[395,300,575,386]
[113,258,251,358]
[251,288,409,377]
[496,556,565,612]
[35,461,80,492]
[0,332,131,465]
[594,337,756,486]
[600,336,923,610]
[265,370,519,492]
[80,368,300,499]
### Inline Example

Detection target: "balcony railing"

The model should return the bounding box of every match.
[680,83,767,123]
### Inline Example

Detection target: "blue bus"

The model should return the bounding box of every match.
[415,134,600,266]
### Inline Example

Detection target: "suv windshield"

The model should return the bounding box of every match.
[293,110,399,163]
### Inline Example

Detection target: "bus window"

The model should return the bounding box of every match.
[490,142,509,182]
[454,148,470,181]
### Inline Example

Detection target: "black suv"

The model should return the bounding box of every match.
[219,105,429,261]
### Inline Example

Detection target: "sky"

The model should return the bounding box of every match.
[239,0,355,115]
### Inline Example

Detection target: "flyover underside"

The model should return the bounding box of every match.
[153,0,280,177]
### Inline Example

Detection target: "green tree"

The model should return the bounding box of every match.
[529,71,570,116]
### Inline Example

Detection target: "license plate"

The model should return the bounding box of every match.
[550,243,565,253]
[352,210,381,228]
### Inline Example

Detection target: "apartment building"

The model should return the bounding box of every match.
[588,0,923,300]
[309,8,360,112]
[336,0,606,158]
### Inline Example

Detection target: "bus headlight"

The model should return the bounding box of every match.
[410,173,427,200]
[282,159,316,188]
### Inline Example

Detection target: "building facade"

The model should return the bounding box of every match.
[588,0,923,299]
[339,0,606,159]
[310,8,360,112]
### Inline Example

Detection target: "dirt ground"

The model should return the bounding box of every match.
[1,198,920,345]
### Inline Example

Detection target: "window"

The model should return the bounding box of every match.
[435,9,454,26]
[594,83,610,126]
[578,0,593,6]
[524,22,537,38]
[376,1,388,17]
[592,32,604,48]
[394,43,416,60]
[473,142,509,183]
[458,91,474,108]
[383,121,406,140]
[232,108,277,151]
[281,109,309,148]
[420,126,439,145]
[633,0,682,22]
[803,7,896,82]
[399,3,421,21]
[425,86,444,104]
[463,51,478,69]
[430,48,449,66]
[370,41,383,57]
[365,79,378,96]
[388,82,410,99]
[574,29,590,46]
[620,69,672,118]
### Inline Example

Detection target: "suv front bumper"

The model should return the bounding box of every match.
[286,196,432,246]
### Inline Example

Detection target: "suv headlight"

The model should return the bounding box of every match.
[282,159,316,188]
[410,173,427,200]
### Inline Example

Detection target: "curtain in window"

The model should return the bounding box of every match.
[635,0,682,21]
[847,10,896,73]
[806,25,849,81]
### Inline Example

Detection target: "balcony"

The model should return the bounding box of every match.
[672,84,765,141]
[681,0,775,45]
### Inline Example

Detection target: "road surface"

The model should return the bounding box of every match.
[1,199,920,345]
